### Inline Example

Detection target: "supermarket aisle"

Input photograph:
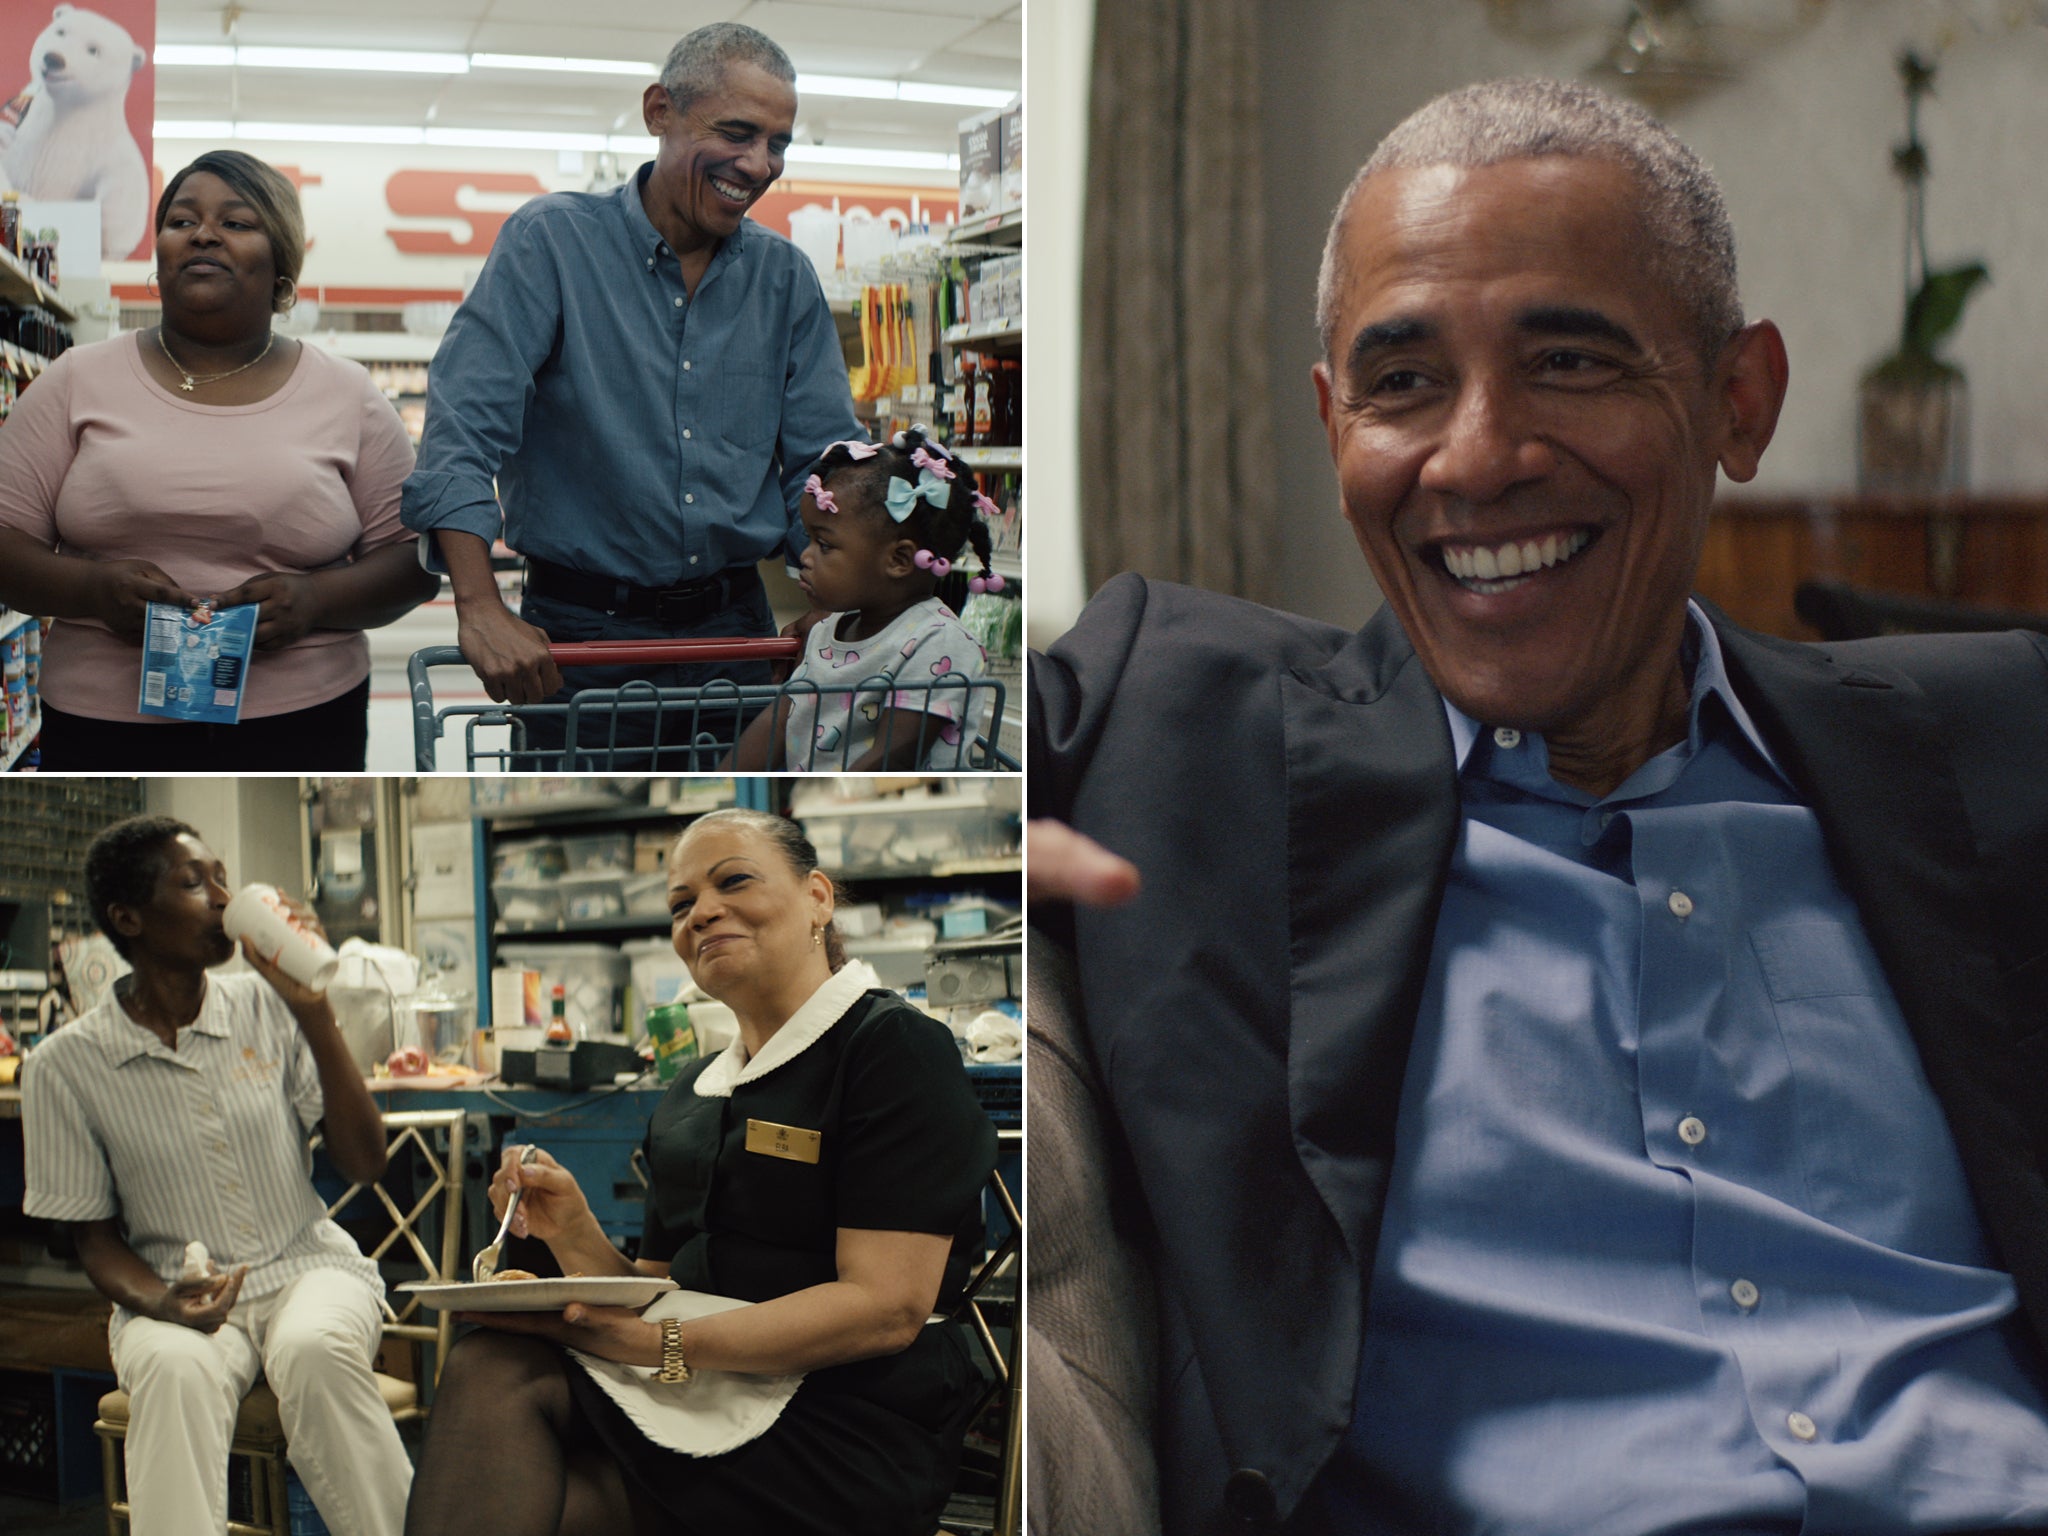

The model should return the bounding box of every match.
[366,593,494,772]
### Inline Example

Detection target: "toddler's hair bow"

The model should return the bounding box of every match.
[884,470,953,522]
[804,474,839,514]
[826,438,880,460]
[910,445,956,481]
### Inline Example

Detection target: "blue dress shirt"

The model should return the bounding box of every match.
[400,163,861,585]
[1312,605,2048,1535]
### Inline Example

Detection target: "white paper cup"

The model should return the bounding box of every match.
[224,884,339,992]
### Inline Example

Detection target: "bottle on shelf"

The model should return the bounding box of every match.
[0,193,18,259]
[972,355,994,446]
[953,353,979,447]
[545,981,573,1044]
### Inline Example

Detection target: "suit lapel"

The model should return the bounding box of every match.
[1239,607,1459,1510]
[1715,612,2048,1341]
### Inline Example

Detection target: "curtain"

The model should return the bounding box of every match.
[1080,0,1277,602]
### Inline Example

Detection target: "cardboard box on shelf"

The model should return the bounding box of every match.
[958,108,1002,223]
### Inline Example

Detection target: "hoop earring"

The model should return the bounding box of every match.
[812,927,823,950]
[274,275,297,312]
[144,270,159,297]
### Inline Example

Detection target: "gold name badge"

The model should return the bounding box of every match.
[745,1119,822,1164]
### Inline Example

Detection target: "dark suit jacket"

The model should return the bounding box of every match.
[1029,573,2048,1535]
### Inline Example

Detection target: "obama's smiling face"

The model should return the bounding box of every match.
[1314,154,1785,772]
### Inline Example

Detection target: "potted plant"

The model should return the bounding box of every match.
[1857,50,1989,494]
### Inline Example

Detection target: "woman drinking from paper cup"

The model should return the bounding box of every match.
[19,815,412,1536]
[404,809,998,1536]
[0,149,436,771]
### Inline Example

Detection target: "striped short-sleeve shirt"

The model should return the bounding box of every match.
[22,971,380,1303]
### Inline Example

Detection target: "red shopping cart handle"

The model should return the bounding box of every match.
[545,637,802,666]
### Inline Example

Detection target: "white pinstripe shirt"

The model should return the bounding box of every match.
[22,972,380,1303]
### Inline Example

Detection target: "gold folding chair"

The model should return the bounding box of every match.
[94,1109,469,1536]
[944,1132,1022,1536]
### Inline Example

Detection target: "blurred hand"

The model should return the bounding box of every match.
[456,1303,660,1367]
[213,572,318,649]
[1027,820,1141,907]
[487,1145,592,1245]
[88,560,200,644]
[153,1264,249,1333]
[774,608,829,683]
[457,600,562,705]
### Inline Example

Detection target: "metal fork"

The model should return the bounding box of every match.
[472,1144,540,1283]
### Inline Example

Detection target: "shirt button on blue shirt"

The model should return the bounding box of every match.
[673,296,684,308]
[1731,1278,1760,1310]
[1788,1412,1818,1442]
[683,429,692,440]
[1679,1115,1707,1146]
[1493,726,1522,749]
[1668,889,1695,918]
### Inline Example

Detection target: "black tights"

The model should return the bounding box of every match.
[405,1330,668,1536]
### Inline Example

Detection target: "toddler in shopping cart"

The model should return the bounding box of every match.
[729,425,1004,770]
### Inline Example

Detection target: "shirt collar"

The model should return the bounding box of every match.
[621,160,749,268]
[1444,599,1789,789]
[692,959,883,1098]
[99,976,232,1068]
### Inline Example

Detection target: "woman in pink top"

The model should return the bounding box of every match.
[0,151,436,770]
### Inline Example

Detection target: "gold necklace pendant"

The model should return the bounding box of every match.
[178,374,196,392]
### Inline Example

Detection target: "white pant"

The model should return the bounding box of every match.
[109,1267,412,1536]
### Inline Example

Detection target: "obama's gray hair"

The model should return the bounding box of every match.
[1314,77,1742,363]
[660,23,795,112]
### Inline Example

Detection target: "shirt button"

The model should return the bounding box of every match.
[682,428,692,439]
[1787,1411,1818,1442]
[1668,890,1695,918]
[1678,1116,1707,1146]
[673,296,684,308]
[689,556,699,565]
[1731,1278,1760,1310]
[644,257,654,270]
[683,360,692,371]
[1492,727,1522,749]
[685,494,695,504]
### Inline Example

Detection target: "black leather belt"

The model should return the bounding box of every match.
[524,557,755,626]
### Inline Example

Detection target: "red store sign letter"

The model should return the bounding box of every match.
[385,171,545,256]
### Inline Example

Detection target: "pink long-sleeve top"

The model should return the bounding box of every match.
[0,332,418,721]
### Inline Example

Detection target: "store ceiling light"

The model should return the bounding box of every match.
[469,53,658,77]
[798,73,1013,109]
[895,82,1015,108]
[785,145,959,169]
[154,121,961,169]
[151,45,1006,107]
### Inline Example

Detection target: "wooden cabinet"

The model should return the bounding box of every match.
[1697,496,2048,639]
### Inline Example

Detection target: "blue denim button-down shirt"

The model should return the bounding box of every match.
[1311,604,2048,1536]
[401,163,860,584]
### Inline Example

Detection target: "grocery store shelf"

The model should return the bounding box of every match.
[948,209,1022,246]
[0,247,73,321]
[943,317,1020,351]
[2,710,39,772]
[955,446,1022,471]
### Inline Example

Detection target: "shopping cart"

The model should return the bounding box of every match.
[408,638,1017,772]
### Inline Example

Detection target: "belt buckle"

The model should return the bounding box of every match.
[653,577,717,625]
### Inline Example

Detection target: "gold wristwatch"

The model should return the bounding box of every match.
[655,1318,691,1383]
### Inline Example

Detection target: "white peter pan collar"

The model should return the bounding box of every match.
[692,960,883,1098]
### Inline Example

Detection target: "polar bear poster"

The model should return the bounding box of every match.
[0,2,156,260]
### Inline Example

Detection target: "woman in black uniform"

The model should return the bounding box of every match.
[403,809,998,1536]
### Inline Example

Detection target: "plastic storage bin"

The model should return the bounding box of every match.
[622,871,669,918]
[800,801,1015,874]
[559,873,625,923]
[560,831,631,875]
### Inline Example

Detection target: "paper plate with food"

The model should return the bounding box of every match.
[399,1273,681,1311]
